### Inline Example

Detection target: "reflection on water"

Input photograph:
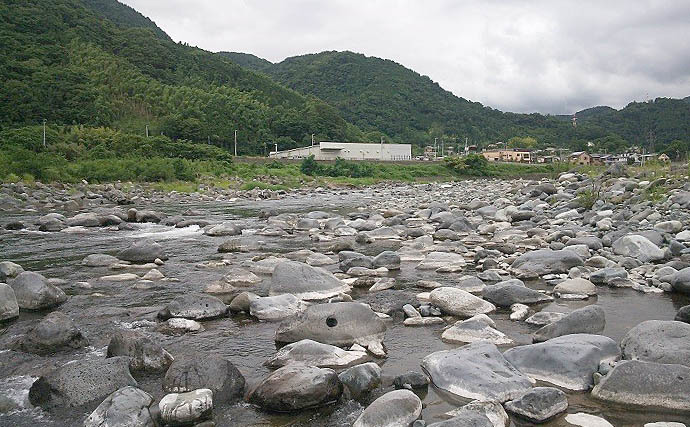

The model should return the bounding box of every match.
[1,191,689,427]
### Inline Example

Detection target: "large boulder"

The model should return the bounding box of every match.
[249,294,307,321]
[670,267,690,295]
[66,212,101,227]
[592,360,690,411]
[29,356,137,408]
[421,342,532,402]
[265,339,369,370]
[612,235,665,263]
[676,305,690,323]
[504,387,568,423]
[338,362,381,399]
[116,239,167,263]
[159,388,213,426]
[84,386,154,427]
[429,287,496,318]
[427,411,493,427]
[482,283,553,307]
[353,389,422,427]
[163,353,245,402]
[82,254,120,267]
[510,249,584,279]
[416,251,466,270]
[107,329,174,372]
[270,261,349,300]
[0,282,20,321]
[0,261,24,281]
[10,271,67,310]
[533,305,605,342]
[372,251,401,270]
[247,365,342,412]
[441,316,513,345]
[18,311,88,354]
[158,293,227,320]
[620,320,690,367]
[504,334,620,390]
[554,278,597,296]
[589,267,628,285]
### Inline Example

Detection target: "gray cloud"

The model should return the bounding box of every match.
[121,0,690,114]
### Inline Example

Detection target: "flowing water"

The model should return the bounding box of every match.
[1,188,689,426]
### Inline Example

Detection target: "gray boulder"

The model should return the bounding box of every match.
[372,251,401,270]
[510,249,584,278]
[429,287,496,318]
[676,305,690,323]
[592,360,690,411]
[0,261,24,281]
[0,282,19,321]
[18,311,88,354]
[393,372,429,390]
[590,267,628,285]
[670,267,690,295]
[82,254,120,267]
[247,365,342,412]
[620,320,690,367]
[29,356,137,408]
[339,251,374,271]
[612,235,665,263]
[421,342,532,402]
[554,278,597,296]
[249,294,307,321]
[533,305,605,342]
[116,239,167,263]
[270,261,349,300]
[338,362,381,399]
[163,353,245,402]
[84,386,154,427]
[504,334,620,390]
[158,293,227,320]
[266,339,369,370]
[159,388,212,426]
[10,271,67,310]
[66,212,101,227]
[504,387,568,423]
[428,411,493,427]
[353,389,422,427]
[107,329,173,372]
[204,222,242,236]
[482,283,553,307]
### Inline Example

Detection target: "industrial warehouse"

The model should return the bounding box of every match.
[269,141,412,161]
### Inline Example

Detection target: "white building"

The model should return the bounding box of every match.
[269,141,412,161]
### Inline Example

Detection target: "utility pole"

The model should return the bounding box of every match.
[42,119,46,148]
[311,134,315,146]
[434,137,438,160]
[145,124,149,138]
[234,130,238,156]
[441,139,445,158]
[380,136,384,161]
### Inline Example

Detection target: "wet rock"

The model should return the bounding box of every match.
[590,267,628,285]
[525,311,566,326]
[533,305,605,342]
[84,386,154,427]
[612,235,665,263]
[9,271,67,310]
[265,339,369,369]
[228,291,255,313]
[107,329,173,372]
[676,305,690,323]
[564,413,613,427]
[443,400,508,427]
[670,267,690,295]
[554,278,597,296]
[620,320,690,367]
[82,253,120,267]
[5,220,25,230]
[338,362,381,399]
[275,302,387,356]
[18,311,88,354]
[510,249,584,278]
[29,356,137,408]
[504,387,568,423]
[66,212,101,227]
[510,303,529,321]
[353,389,422,427]
[441,315,513,345]
[204,222,242,236]
[421,342,532,402]
[247,365,342,412]
[270,261,349,300]
[159,388,212,426]
[306,252,336,266]
[0,282,19,321]
[429,287,496,318]
[249,293,307,321]
[416,251,466,270]
[0,261,24,281]
[591,360,690,411]
[482,283,553,307]
[117,239,168,263]
[39,217,66,231]
[158,293,227,320]
[504,333,620,390]
[393,371,429,390]
[163,354,245,402]
[372,251,401,270]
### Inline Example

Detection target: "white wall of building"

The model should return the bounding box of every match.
[269,142,411,161]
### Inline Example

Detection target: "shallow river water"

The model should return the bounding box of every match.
[1,187,689,426]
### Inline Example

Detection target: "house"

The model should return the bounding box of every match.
[269,141,412,161]
[658,153,671,163]
[569,151,592,165]
[481,149,533,163]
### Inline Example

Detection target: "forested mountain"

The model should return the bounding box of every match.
[0,0,364,154]
[219,52,274,74]
[223,50,689,157]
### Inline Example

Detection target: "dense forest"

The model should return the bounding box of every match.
[222,51,690,158]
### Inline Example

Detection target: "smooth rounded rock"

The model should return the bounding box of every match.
[270,261,349,300]
[159,388,212,426]
[84,386,154,427]
[533,305,605,342]
[0,282,20,321]
[158,293,227,320]
[620,320,690,367]
[10,271,67,310]
[117,239,167,263]
[505,387,568,423]
[338,362,381,399]
[107,329,174,372]
[353,389,422,427]
[163,354,245,402]
[429,287,496,318]
[265,339,369,369]
[18,311,88,354]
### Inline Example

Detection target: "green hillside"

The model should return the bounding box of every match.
[224,50,689,157]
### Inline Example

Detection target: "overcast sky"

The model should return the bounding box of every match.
[121,0,690,114]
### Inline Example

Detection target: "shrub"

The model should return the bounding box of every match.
[444,154,490,176]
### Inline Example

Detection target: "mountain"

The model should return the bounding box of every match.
[0,0,363,153]
[219,52,273,73]
[224,50,689,155]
